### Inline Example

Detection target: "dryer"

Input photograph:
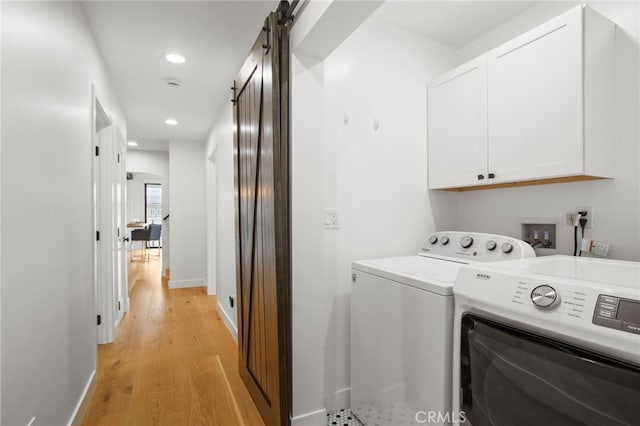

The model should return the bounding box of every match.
[453,255,640,426]
[350,232,534,426]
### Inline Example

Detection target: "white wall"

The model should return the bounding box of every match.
[127,149,169,175]
[205,145,216,297]
[291,12,459,422]
[0,2,4,422]
[322,17,459,411]
[291,53,328,424]
[1,2,125,425]
[205,106,238,337]
[456,2,640,261]
[168,140,207,288]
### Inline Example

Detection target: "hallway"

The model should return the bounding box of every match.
[83,256,264,425]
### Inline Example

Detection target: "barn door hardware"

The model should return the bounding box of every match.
[262,19,271,53]
[277,0,298,25]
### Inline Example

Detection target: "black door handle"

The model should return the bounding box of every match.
[488,173,495,179]
[477,174,485,180]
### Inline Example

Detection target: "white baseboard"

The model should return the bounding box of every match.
[68,369,96,426]
[324,387,351,413]
[291,408,328,426]
[168,278,206,289]
[216,300,238,342]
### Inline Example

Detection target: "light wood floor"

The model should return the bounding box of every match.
[83,255,264,426]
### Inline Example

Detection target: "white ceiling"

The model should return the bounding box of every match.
[373,1,537,48]
[84,1,537,152]
[83,1,278,151]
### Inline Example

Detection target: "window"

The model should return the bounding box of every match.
[145,183,162,247]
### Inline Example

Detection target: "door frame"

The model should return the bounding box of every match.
[91,86,121,345]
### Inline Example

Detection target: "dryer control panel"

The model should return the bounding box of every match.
[593,295,640,335]
[419,231,535,262]
[455,256,640,365]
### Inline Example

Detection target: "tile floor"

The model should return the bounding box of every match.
[327,408,364,426]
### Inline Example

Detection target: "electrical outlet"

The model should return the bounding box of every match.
[566,213,575,226]
[566,207,594,228]
[581,238,610,256]
[576,206,593,228]
[592,241,610,256]
[324,209,339,229]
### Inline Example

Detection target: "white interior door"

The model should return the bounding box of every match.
[114,130,128,317]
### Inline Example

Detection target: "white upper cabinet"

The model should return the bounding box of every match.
[487,7,583,183]
[427,5,615,190]
[428,56,487,189]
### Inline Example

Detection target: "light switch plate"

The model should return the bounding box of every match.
[324,209,339,229]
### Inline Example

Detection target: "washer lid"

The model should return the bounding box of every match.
[476,255,640,289]
[352,256,464,295]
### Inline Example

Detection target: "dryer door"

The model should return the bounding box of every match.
[459,314,640,426]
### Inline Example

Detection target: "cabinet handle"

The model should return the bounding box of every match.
[477,174,485,180]
[488,173,495,179]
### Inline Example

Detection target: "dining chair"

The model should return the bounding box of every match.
[130,227,151,261]
[147,224,162,259]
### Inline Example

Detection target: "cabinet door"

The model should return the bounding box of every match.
[428,56,487,189]
[487,6,583,183]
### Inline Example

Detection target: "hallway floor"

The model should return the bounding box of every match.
[83,255,264,425]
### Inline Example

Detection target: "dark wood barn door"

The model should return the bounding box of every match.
[232,9,290,426]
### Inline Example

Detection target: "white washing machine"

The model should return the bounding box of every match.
[350,231,535,426]
[453,255,640,426]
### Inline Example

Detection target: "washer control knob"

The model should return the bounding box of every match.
[501,242,514,254]
[429,235,438,245]
[486,240,497,251]
[531,285,559,309]
[441,236,450,246]
[460,236,474,249]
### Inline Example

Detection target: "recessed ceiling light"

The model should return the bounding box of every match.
[165,53,185,64]
[165,118,178,126]
[127,141,138,147]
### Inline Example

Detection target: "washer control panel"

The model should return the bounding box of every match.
[593,295,640,335]
[419,231,535,262]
